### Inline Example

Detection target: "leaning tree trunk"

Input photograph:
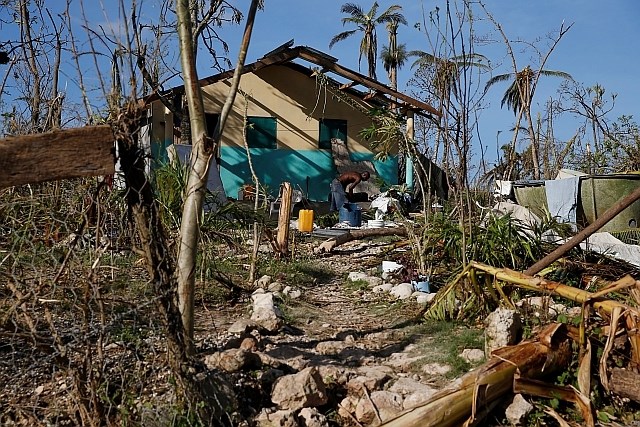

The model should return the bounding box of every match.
[175,0,260,355]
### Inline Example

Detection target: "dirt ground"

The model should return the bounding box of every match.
[0,232,487,426]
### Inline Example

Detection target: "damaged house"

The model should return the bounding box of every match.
[142,43,440,202]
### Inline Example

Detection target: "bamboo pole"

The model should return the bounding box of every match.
[470,261,640,318]
[381,324,570,427]
[524,184,640,276]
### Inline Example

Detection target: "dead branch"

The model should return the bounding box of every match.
[315,227,407,253]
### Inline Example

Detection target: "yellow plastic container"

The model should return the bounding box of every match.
[298,209,314,232]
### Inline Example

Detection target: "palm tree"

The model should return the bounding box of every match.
[380,18,408,90]
[484,66,572,114]
[484,66,572,179]
[329,2,406,80]
[409,51,489,102]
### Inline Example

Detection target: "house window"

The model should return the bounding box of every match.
[319,119,347,149]
[247,116,277,149]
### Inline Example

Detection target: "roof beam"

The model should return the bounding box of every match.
[298,48,441,117]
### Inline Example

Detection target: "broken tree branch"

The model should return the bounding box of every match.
[315,227,407,253]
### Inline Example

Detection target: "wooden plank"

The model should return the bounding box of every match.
[276,182,293,256]
[0,125,115,188]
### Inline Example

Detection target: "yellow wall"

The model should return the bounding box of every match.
[200,65,375,153]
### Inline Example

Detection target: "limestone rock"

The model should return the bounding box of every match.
[355,391,403,424]
[403,388,437,409]
[485,307,522,355]
[255,408,297,427]
[421,362,451,376]
[204,348,259,373]
[271,367,328,410]
[268,281,284,292]
[460,348,485,364]
[415,293,436,304]
[505,394,533,426]
[388,377,435,396]
[254,275,273,288]
[251,292,284,332]
[228,318,259,335]
[373,283,394,293]
[390,283,414,300]
[298,407,329,427]
[315,340,349,356]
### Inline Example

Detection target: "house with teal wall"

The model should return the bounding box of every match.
[144,44,439,202]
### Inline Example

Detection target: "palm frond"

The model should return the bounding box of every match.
[539,69,573,81]
[340,3,364,18]
[483,73,515,94]
[377,6,407,26]
[329,30,357,48]
[367,1,379,20]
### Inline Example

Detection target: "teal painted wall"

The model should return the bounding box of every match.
[220,147,398,201]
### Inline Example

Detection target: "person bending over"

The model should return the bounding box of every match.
[329,171,370,211]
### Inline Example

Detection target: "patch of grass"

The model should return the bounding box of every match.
[344,279,370,293]
[259,256,338,287]
[410,321,485,378]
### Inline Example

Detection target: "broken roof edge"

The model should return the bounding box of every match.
[142,45,441,119]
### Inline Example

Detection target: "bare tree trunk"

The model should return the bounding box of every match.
[19,0,42,130]
[175,0,259,354]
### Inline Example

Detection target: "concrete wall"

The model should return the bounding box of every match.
[150,64,398,201]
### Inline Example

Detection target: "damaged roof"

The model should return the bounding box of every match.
[147,43,441,119]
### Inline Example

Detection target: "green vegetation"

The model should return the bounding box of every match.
[411,321,485,379]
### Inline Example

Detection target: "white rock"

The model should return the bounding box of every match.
[298,407,329,427]
[388,377,435,396]
[390,283,414,300]
[271,367,328,410]
[348,272,369,282]
[485,307,522,355]
[267,281,284,292]
[403,388,438,409]
[254,275,272,288]
[251,292,284,332]
[373,283,394,293]
[283,286,302,299]
[421,363,451,376]
[460,348,485,364]
[355,391,403,424]
[416,293,436,304]
[505,394,533,425]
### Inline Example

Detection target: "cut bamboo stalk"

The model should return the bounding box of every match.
[469,262,640,319]
[381,324,570,427]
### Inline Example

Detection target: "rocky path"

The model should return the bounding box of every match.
[196,239,487,426]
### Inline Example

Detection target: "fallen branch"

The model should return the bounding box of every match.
[315,227,407,253]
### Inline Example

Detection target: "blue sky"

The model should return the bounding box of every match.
[1,0,638,171]
[215,0,639,169]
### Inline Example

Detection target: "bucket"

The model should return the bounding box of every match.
[339,203,362,227]
[298,209,314,232]
[412,276,431,293]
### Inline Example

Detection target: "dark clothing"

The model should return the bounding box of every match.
[329,178,347,212]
